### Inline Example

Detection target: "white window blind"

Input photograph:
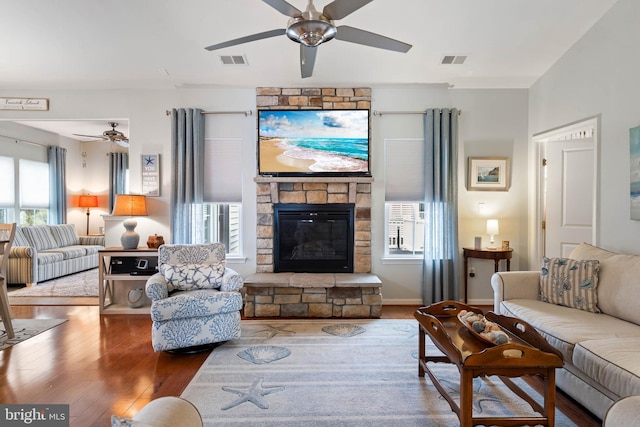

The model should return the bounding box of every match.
[384,138,424,201]
[203,138,243,203]
[20,159,49,208]
[0,156,14,207]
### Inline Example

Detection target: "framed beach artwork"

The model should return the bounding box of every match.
[630,126,640,220]
[467,157,510,191]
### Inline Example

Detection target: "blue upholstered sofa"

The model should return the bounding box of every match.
[6,224,104,286]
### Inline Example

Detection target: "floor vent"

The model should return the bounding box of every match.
[220,55,248,65]
[441,55,467,65]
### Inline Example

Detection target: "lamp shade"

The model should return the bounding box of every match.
[112,194,148,217]
[78,195,99,208]
[486,219,499,236]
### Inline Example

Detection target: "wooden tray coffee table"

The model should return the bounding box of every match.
[414,300,563,427]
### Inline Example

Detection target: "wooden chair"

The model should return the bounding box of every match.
[0,223,17,339]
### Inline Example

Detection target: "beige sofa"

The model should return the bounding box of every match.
[491,243,640,421]
[6,224,104,286]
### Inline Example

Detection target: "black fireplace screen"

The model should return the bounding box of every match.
[274,203,354,273]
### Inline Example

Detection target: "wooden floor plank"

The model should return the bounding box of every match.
[1,304,600,426]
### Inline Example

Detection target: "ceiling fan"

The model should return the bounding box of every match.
[204,0,412,78]
[73,122,129,148]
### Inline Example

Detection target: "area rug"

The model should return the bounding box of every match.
[8,269,98,305]
[181,319,576,427]
[0,318,67,351]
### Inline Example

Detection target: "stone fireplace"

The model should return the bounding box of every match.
[256,180,371,273]
[243,87,382,318]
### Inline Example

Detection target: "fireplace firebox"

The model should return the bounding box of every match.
[273,203,354,273]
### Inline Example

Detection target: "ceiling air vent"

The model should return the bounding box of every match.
[219,55,248,65]
[441,55,467,65]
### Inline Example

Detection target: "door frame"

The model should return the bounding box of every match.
[531,116,600,266]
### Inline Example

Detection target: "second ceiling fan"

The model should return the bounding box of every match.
[205,0,412,78]
[73,122,129,148]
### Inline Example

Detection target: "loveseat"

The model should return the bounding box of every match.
[491,243,640,421]
[6,224,104,286]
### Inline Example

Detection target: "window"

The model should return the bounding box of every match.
[384,139,425,258]
[203,138,243,256]
[203,203,241,255]
[19,159,50,225]
[0,156,15,223]
[386,203,424,255]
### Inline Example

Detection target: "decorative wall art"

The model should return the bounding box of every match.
[630,126,640,220]
[141,154,160,197]
[467,157,510,191]
[0,97,49,111]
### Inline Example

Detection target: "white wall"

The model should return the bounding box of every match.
[372,87,528,304]
[0,85,529,304]
[529,0,640,256]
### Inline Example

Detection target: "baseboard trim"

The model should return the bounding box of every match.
[382,299,423,305]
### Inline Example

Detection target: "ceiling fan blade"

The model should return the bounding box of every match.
[262,0,301,17]
[205,29,286,51]
[72,133,108,140]
[300,45,317,78]
[335,25,412,53]
[323,0,373,20]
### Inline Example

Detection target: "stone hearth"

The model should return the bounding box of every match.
[243,272,382,318]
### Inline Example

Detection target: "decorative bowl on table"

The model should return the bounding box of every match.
[457,309,511,346]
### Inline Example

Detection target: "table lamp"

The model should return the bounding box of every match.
[78,195,99,236]
[112,194,148,249]
[486,219,499,249]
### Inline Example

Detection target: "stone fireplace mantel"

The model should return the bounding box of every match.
[255,176,374,184]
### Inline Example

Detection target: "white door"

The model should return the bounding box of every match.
[543,137,595,258]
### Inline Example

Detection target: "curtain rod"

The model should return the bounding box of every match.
[0,134,47,149]
[165,110,253,116]
[373,109,462,116]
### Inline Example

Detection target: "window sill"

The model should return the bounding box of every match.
[381,257,423,265]
[226,256,247,264]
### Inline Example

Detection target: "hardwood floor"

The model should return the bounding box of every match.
[1,304,600,426]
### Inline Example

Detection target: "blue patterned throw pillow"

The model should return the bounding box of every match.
[161,263,224,290]
[540,257,600,313]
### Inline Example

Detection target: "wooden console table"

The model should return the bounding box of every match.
[463,247,513,303]
[98,247,158,314]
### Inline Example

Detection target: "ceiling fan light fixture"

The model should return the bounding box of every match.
[286,17,336,47]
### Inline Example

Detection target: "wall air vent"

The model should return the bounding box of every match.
[441,55,467,65]
[219,55,248,65]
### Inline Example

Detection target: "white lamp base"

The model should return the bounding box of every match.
[487,236,496,249]
[121,217,140,249]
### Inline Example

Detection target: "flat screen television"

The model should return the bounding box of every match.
[258,109,371,177]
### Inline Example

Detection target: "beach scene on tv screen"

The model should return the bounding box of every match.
[259,110,369,173]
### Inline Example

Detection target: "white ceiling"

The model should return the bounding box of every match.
[0,0,619,138]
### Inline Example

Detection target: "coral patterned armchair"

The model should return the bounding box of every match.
[145,243,243,352]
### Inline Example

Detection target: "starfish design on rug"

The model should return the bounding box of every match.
[245,324,296,339]
[220,378,285,410]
